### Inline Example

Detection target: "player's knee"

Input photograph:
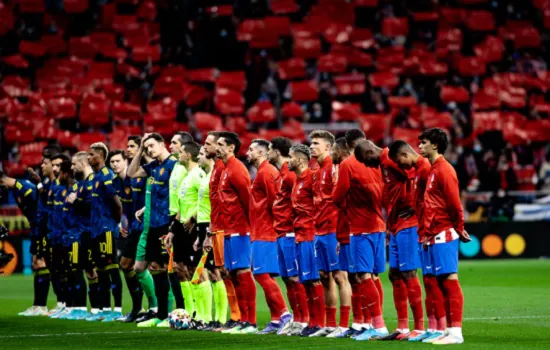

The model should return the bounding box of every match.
[120,258,133,270]
[389,268,401,281]
[401,270,417,280]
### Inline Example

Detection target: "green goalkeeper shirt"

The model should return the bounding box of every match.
[178,165,205,223]
[169,161,187,217]
[197,170,212,224]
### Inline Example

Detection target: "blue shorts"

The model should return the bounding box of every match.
[350,232,386,274]
[337,243,351,272]
[389,226,421,272]
[428,239,459,276]
[224,235,251,271]
[277,236,298,278]
[251,240,280,275]
[296,240,320,283]
[315,233,339,272]
[421,243,433,275]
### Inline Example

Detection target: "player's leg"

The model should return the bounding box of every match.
[313,234,338,337]
[431,239,464,345]
[388,231,409,337]
[21,230,50,316]
[118,228,143,322]
[230,235,257,334]
[294,240,324,337]
[66,240,88,319]
[194,265,213,328]
[102,231,123,321]
[170,223,187,312]
[81,231,101,320]
[353,233,389,341]
[209,264,228,329]
[48,240,67,317]
[134,227,158,323]
[394,227,424,339]
[215,232,241,329]
[254,240,292,334]
[327,243,352,338]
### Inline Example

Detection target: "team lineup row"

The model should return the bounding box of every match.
[1,126,468,344]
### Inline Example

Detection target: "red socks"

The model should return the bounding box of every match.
[285,280,301,322]
[359,279,384,329]
[391,278,409,330]
[255,273,287,321]
[326,306,337,328]
[442,279,464,328]
[306,283,325,327]
[351,283,363,324]
[236,271,257,325]
[423,276,436,330]
[224,278,241,322]
[406,277,425,331]
[374,277,384,308]
[296,282,309,323]
[339,305,350,328]
[424,275,446,330]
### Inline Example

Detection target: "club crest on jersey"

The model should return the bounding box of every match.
[62,190,67,197]
[149,178,154,185]
[95,181,99,189]
[159,168,165,176]
[125,187,131,195]
[137,178,141,183]
[224,172,228,179]
[429,174,435,188]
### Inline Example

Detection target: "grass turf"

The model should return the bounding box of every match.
[1,259,549,349]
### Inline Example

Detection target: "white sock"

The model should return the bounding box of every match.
[56,302,64,308]
[375,326,388,333]
[397,328,410,334]
[91,308,100,314]
[448,327,463,338]
[114,307,122,313]
[427,328,435,333]
[351,322,363,330]
[150,307,158,313]
[300,322,308,327]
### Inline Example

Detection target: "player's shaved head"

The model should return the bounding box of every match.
[331,137,350,165]
[354,139,381,167]
[389,140,418,170]
[389,140,414,160]
[345,129,366,149]
[183,142,201,162]
[73,151,89,162]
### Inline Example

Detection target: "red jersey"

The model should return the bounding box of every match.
[423,156,464,240]
[336,208,350,244]
[413,156,431,239]
[312,156,338,235]
[218,156,251,236]
[333,155,386,234]
[291,168,316,242]
[209,159,225,232]
[272,162,296,237]
[380,147,418,234]
[249,160,278,242]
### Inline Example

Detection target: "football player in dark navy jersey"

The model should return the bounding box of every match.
[1,171,49,316]
[88,142,123,322]
[128,133,177,327]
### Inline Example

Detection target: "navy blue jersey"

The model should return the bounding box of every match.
[36,177,53,226]
[13,180,38,236]
[143,156,177,228]
[46,179,63,235]
[114,174,133,231]
[74,173,93,231]
[62,182,80,245]
[49,182,69,244]
[91,166,120,238]
[131,176,147,233]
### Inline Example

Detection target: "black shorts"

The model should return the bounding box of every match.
[67,240,86,270]
[193,223,210,266]
[122,230,141,260]
[51,243,68,272]
[91,231,118,269]
[145,224,169,265]
[172,223,199,265]
[32,220,49,259]
[81,232,95,271]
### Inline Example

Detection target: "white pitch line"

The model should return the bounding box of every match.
[464,316,550,320]
[0,330,169,339]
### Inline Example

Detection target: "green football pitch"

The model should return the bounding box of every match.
[1,259,549,349]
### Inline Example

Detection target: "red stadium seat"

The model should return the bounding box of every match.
[188,68,217,83]
[147,97,177,117]
[289,81,319,102]
[225,116,248,134]
[194,112,223,131]
[3,55,29,69]
[331,102,360,122]
[47,97,77,119]
[513,27,542,49]
[80,95,110,127]
[441,86,470,104]
[279,119,305,140]
[137,0,157,22]
[19,40,48,57]
[349,28,375,50]
[214,88,245,115]
[4,124,34,144]
[318,54,348,74]
[323,23,352,45]
[359,114,388,142]
[112,101,142,122]
[78,132,107,150]
[281,101,304,120]
[278,58,306,80]
[393,128,421,147]
[64,0,89,13]
[473,111,502,135]
[132,46,161,63]
[465,11,495,32]
[18,0,45,13]
[0,3,14,36]
[456,56,486,77]
[369,72,399,89]
[143,112,175,128]
[293,37,322,59]
[388,96,417,109]
[0,98,19,120]
[265,16,291,37]
[382,17,408,37]
[205,5,233,17]
[333,73,366,96]
[217,71,247,92]
[472,91,501,110]
[247,100,277,123]
[474,36,504,63]
[270,0,299,15]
